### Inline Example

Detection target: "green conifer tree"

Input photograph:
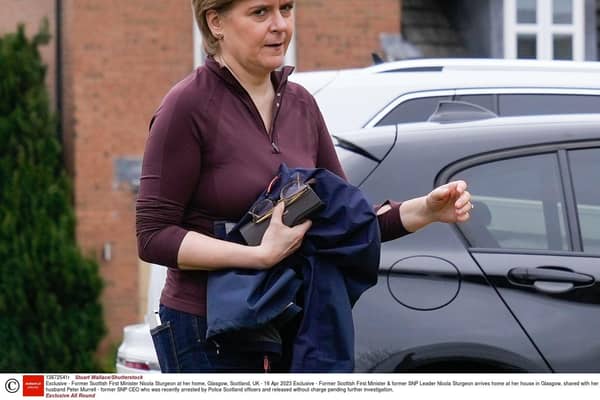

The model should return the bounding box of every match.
[0,22,105,372]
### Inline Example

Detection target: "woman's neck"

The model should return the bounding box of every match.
[215,53,276,132]
[215,54,272,98]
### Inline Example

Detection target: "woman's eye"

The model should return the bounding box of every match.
[281,3,294,14]
[253,8,267,17]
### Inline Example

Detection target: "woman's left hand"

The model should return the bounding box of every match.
[425,180,472,224]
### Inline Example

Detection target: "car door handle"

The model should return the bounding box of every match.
[508,267,595,294]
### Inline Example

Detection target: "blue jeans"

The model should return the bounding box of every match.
[151,305,283,373]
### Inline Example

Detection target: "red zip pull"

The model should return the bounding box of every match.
[266,175,279,195]
[263,355,270,373]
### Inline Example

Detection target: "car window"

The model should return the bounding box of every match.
[376,93,600,127]
[453,153,570,251]
[569,148,600,254]
[454,94,497,114]
[375,96,450,126]
[499,94,600,117]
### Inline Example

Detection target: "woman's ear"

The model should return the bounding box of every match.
[205,9,224,40]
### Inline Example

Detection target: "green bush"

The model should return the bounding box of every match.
[0,22,105,372]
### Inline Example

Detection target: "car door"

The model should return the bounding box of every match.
[448,145,600,372]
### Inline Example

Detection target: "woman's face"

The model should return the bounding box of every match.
[216,0,294,76]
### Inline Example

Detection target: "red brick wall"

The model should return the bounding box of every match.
[61,0,194,355]
[0,0,57,109]
[295,0,402,70]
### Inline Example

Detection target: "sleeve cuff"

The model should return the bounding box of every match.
[139,225,189,268]
[375,200,411,242]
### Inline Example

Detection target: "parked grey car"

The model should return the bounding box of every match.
[344,109,600,372]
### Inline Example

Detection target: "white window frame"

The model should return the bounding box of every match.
[192,14,297,69]
[504,0,584,60]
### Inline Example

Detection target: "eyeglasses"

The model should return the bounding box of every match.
[249,173,309,224]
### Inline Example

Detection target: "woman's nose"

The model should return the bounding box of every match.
[270,10,289,31]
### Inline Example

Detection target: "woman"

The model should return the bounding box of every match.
[136,0,473,372]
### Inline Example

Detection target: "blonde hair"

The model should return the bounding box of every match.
[191,0,235,56]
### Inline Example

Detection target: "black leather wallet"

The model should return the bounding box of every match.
[240,185,324,246]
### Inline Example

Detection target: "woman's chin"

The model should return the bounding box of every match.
[260,50,287,66]
[261,57,286,71]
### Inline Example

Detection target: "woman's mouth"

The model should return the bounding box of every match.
[265,43,283,49]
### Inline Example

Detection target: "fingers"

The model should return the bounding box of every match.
[431,180,467,201]
[286,220,312,253]
[446,180,467,197]
[445,181,473,222]
[455,211,471,223]
[269,201,285,224]
[427,180,473,224]
[456,199,473,215]
[454,190,472,210]
[452,180,467,194]
[288,234,305,253]
[260,208,312,268]
[273,219,311,262]
[454,185,472,222]
[293,219,312,234]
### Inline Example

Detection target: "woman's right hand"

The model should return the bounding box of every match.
[257,202,312,268]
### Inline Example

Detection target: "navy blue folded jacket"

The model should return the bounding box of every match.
[206,164,381,372]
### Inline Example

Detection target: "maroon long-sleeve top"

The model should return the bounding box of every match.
[136,57,408,316]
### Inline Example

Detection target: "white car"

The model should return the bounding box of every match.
[116,264,165,373]
[291,57,600,134]
[116,57,600,373]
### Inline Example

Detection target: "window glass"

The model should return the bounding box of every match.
[517,0,537,23]
[569,148,600,254]
[454,95,496,114]
[378,93,600,126]
[517,34,537,58]
[453,154,569,251]
[499,94,600,116]
[506,0,583,60]
[553,35,573,60]
[553,0,572,23]
[376,96,450,126]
